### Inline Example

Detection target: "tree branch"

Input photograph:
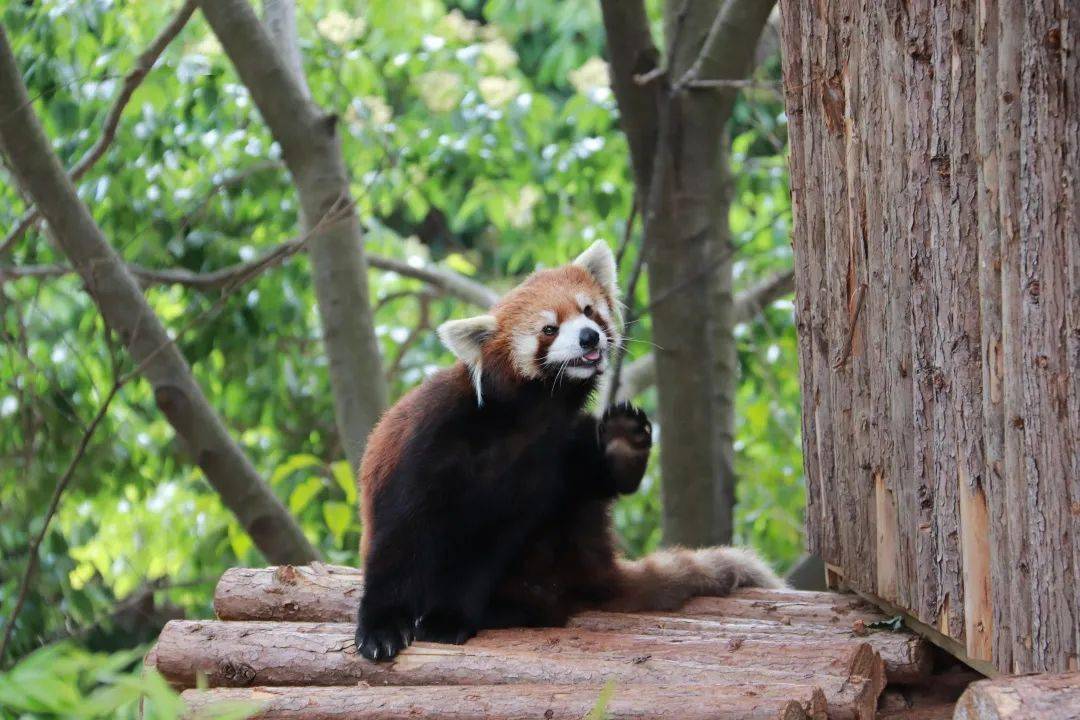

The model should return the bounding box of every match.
[613,353,656,405]
[732,268,794,321]
[599,0,662,194]
[198,0,387,473]
[675,0,778,91]
[611,268,793,403]
[1,247,500,308]
[366,255,499,309]
[0,25,318,565]
[0,0,197,256]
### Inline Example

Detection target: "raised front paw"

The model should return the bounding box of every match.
[600,402,652,493]
[355,614,414,662]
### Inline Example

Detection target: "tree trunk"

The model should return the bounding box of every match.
[953,672,1080,720]
[151,619,882,719]
[211,565,930,683]
[602,0,778,547]
[198,0,387,474]
[780,0,1078,674]
[0,28,317,565]
[180,684,829,720]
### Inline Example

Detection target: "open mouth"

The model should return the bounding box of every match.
[567,349,603,368]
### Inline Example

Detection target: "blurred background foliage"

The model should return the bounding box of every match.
[0,0,797,715]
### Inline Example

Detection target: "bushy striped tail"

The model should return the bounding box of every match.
[602,546,785,613]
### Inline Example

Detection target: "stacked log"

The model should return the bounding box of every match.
[150,564,927,719]
[213,564,930,683]
[181,684,830,720]
[954,672,1080,720]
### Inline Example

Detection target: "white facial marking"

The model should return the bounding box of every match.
[510,332,541,378]
[595,299,612,324]
[540,310,557,325]
[544,313,608,380]
[575,293,591,311]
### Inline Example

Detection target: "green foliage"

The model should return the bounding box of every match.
[0,0,801,702]
[0,643,260,719]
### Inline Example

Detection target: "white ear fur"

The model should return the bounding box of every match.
[437,315,497,405]
[573,240,619,297]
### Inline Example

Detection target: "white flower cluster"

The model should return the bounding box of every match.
[317,10,367,45]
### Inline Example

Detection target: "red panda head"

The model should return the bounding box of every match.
[437,241,621,404]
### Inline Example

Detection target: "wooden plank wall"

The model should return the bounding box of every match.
[778,0,1078,674]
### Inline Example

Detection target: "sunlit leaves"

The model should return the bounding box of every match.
[0,0,801,688]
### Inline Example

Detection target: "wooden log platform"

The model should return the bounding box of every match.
[148,564,966,719]
[212,564,932,683]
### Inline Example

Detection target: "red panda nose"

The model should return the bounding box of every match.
[579,327,600,349]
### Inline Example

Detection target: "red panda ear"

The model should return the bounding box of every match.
[573,240,619,298]
[437,315,497,369]
[438,315,497,406]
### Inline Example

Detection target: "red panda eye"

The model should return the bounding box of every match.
[541,325,559,336]
[583,305,594,318]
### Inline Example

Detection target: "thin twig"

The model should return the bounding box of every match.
[1,241,502,309]
[639,236,740,317]
[614,196,638,269]
[633,67,666,86]
[603,237,649,408]
[385,294,432,382]
[733,268,795,321]
[0,372,123,666]
[122,194,355,385]
[673,0,733,91]
[0,0,198,256]
[684,78,783,93]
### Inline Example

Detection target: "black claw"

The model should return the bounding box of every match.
[357,618,413,662]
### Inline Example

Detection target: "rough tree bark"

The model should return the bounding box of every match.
[0,28,317,565]
[780,0,1077,674]
[198,0,387,474]
[601,0,780,547]
[181,684,830,720]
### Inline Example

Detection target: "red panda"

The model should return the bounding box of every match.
[356,241,782,661]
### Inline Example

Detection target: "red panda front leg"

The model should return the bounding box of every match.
[566,403,652,498]
[597,402,653,494]
[355,561,415,661]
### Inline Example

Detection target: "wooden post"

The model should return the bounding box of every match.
[778,0,1079,674]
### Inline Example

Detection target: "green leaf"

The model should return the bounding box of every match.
[228,523,253,561]
[271,453,325,487]
[331,460,357,505]
[289,477,325,515]
[323,501,353,546]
